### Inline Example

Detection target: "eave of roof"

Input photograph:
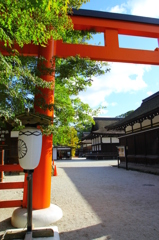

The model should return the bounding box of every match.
[92,117,121,131]
[82,129,124,140]
[8,109,53,127]
[82,117,124,140]
[80,139,92,144]
[92,129,125,135]
[108,92,159,130]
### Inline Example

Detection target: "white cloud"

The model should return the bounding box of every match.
[109,4,127,14]
[80,0,158,115]
[128,0,159,17]
[147,91,153,96]
[111,102,117,107]
[101,101,109,107]
[107,0,159,18]
[79,63,149,108]
[98,108,108,115]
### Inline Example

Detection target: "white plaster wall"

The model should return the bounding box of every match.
[102,137,110,143]
[142,119,151,128]
[125,126,132,133]
[152,115,159,125]
[111,137,119,143]
[133,123,141,131]
[53,148,57,160]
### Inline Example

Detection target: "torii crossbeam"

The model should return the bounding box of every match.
[1,9,159,64]
[1,9,159,213]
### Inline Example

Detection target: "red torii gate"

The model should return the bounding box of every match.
[1,9,159,210]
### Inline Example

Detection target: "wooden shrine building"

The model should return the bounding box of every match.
[108,92,159,168]
[79,132,92,157]
[81,117,124,160]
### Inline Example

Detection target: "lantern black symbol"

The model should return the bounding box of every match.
[18,139,27,159]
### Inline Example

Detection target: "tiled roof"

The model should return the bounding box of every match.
[92,117,120,131]
[80,139,92,144]
[82,132,90,138]
[82,117,124,139]
[108,91,159,129]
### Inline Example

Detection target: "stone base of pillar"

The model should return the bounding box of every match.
[11,204,63,228]
[2,226,60,240]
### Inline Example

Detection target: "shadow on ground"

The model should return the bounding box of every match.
[54,164,159,240]
[0,217,14,233]
[60,223,111,240]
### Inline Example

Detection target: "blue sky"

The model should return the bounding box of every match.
[78,0,159,117]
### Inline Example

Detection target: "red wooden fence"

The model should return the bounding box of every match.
[0,151,25,208]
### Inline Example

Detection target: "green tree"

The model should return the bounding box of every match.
[44,55,108,144]
[0,0,89,47]
[0,0,90,121]
[116,110,134,118]
[53,126,79,156]
[0,0,109,148]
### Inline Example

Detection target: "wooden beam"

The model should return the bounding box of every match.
[0,182,24,189]
[0,10,159,64]
[0,200,22,208]
[0,43,38,57]
[0,164,23,172]
[0,150,4,182]
[71,14,159,38]
[56,11,159,64]
[56,40,159,65]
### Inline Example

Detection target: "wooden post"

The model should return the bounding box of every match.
[0,150,4,182]
[117,156,120,168]
[125,146,128,170]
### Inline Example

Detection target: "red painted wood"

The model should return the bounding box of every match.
[56,40,159,65]
[0,15,159,64]
[0,182,24,189]
[0,164,23,172]
[0,200,22,208]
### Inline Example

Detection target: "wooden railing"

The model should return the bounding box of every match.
[0,151,25,208]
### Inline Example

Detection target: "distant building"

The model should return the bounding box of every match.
[0,122,18,165]
[79,132,92,157]
[81,117,124,160]
[108,92,159,168]
[53,146,72,160]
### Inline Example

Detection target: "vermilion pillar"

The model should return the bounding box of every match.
[23,39,56,209]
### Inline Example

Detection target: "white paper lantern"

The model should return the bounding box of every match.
[18,127,42,170]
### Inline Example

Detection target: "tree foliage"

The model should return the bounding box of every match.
[0,0,88,120]
[116,110,134,118]
[0,0,89,47]
[0,0,109,148]
[45,55,108,146]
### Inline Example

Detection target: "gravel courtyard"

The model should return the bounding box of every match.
[0,159,159,240]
